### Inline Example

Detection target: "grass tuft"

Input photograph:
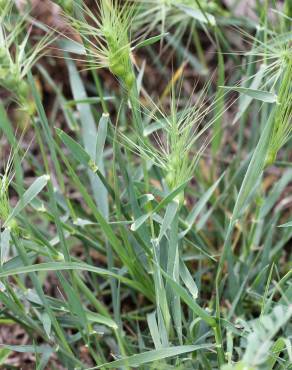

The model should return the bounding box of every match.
[0,0,291,369]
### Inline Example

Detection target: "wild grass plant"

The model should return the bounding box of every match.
[0,4,53,113]
[0,0,291,369]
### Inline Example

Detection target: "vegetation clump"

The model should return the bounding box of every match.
[0,0,291,369]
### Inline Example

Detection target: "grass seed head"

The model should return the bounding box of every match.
[265,60,292,167]
[97,0,136,88]
[242,11,292,90]
[0,7,53,112]
[122,82,221,203]
[65,0,136,89]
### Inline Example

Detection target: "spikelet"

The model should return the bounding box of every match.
[121,83,225,204]
[62,0,136,90]
[0,4,52,112]
[265,59,292,166]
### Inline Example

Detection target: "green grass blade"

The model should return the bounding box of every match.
[4,175,49,227]
[221,86,278,103]
[94,344,214,369]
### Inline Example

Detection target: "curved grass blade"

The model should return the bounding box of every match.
[0,261,147,296]
[92,344,214,369]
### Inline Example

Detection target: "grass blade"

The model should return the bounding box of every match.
[4,175,49,227]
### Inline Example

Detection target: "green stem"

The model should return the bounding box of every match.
[167,212,182,343]
[192,23,208,71]
[213,321,225,367]
[92,71,109,113]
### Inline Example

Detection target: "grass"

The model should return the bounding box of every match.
[0,0,291,369]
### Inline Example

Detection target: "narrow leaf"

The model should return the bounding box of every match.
[180,173,224,238]
[278,221,292,228]
[158,201,179,241]
[131,213,151,231]
[161,269,216,327]
[97,344,213,368]
[4,175,50,227]
[133,33,169,50]
[221,86,278,103]
[179,260,198,300]
[178,5,216,26]
[0,228,10,266]
[56,128,93,169]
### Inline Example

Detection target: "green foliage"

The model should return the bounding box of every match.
[0,1,291,369]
